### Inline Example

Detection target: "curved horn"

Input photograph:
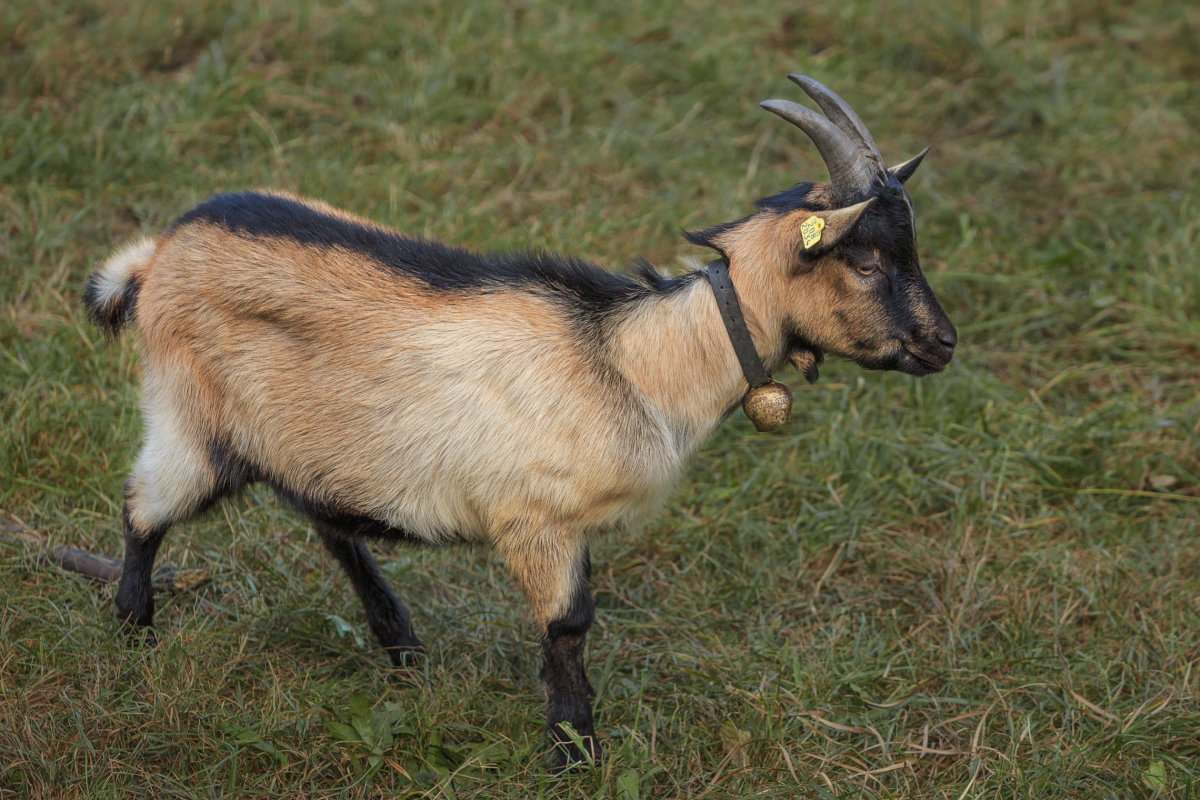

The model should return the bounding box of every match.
[788,75,886,175]
[760,99,877,202]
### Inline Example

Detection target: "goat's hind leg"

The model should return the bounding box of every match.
[116,427,220,639]
[114,503,168,638]
[315,522,424,666]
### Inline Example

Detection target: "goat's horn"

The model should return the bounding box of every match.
[788,75,887,176]
[890,146,930,184]
[759,99,877,201]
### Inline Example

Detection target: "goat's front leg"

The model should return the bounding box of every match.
[501,534,599,770]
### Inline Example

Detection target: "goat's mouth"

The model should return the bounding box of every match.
[899,340,952,375]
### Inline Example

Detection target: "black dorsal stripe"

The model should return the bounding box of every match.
[169,191,693,318]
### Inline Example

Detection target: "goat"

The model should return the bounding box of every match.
[84,75,956,769]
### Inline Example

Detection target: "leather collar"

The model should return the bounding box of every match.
[704,258,771,388]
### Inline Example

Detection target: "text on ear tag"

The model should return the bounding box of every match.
[801,216,825,249]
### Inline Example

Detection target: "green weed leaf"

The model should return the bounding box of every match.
[349,691,371,724]
[555,722,596,768]
[617,767,642,800]
[1143,760,1168,791]
[326,720,361,744]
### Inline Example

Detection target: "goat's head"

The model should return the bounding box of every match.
[689,75,957,381]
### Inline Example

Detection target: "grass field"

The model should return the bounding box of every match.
[2,0,1198,797]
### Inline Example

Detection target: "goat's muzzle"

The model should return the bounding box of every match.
[899,324,957,374]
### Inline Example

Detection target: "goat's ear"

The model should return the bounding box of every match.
[795,197,875,257]
[890,146,930,184]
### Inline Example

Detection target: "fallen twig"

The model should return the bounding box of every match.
[1,514,211,594]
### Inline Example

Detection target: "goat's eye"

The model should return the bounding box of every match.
[855,262,879,276]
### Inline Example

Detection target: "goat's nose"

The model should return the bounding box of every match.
[938,325,958,349]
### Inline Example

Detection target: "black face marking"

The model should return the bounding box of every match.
[843,187,918,271]
[171,192,696,329]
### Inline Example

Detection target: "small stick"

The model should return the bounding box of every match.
[49,546,213,594]
[52,546,123,582]
[1,515,210,595]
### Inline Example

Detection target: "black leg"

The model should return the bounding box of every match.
[543,551,599,770]
[316,523,424,666]
[114,503,167,636]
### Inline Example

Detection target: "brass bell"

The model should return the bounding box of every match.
[742,381,793,432]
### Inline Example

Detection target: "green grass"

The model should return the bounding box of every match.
[3,0,1199,797]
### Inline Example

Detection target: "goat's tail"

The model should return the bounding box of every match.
[84,237,157,336]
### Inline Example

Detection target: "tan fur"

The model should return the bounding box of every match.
[99,187,933,628]
[113,202,723,628]
[608,277,746,450]
[495,525,588,625]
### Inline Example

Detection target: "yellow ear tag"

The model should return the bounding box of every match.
[801,216,825,249]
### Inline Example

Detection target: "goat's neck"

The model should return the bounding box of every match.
[609,259,788,453]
